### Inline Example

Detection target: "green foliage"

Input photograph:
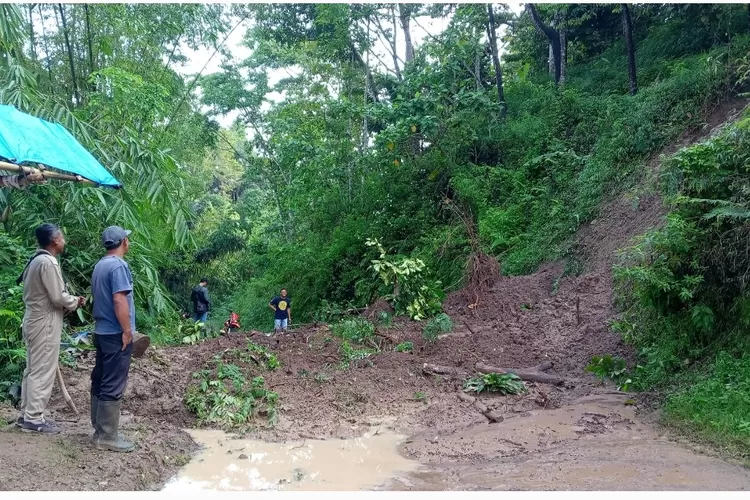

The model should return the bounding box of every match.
[180,320,207,345]
[184,358,279,430]
[422,313,453,342]
[330,318,375,345]
[0,234,31,389]
[613,113,750,450]
[338,340,375,369]
[375,311,393,328]
[394,341,414,353]
[246,341,281,371]
[463,373,526,395]
[414,391,428,403]
[664,352,750,452]
[585,355,637,391]
[366,238,444,320]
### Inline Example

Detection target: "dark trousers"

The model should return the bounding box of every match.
[91,333,133,402]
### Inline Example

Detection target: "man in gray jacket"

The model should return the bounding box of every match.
[17,223,84,433]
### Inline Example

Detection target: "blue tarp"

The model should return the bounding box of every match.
[0,105,122,188]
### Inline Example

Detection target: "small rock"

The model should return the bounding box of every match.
[238,454,248,460]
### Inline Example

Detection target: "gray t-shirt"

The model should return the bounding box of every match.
[92,255,135,335]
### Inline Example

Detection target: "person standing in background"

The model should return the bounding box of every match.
[17,223,84,433]
[269,288,291,334]
[90,226,136,452]
[190,278,210,323]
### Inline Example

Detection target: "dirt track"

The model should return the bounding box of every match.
[1,97,749,491]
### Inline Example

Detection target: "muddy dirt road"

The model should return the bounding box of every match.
[1,98,749,491]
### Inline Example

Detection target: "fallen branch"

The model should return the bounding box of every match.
[457,391,504,423]
[374,329,398,343]
[132,365,172,384]
[55,365,80,421]
[475,362,564,386]
[422,363,469,378]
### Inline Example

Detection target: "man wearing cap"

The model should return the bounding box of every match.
[89,225,136,452]
[190,278,211,323]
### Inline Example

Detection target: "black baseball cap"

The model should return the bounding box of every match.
[102,225,131,249]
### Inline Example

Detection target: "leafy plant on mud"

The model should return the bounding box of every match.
[184,361,279,429]
[331,318,376,345]
[246,341,281,371]
[463,373,526,395]
[338,340,375,369]
[585,355,636,391]
[366,238,444,321]
[422,313,453,342]
[376,311,394,328]
[394,341,414,353]
[180,319,209,345]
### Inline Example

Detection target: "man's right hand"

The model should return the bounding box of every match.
[122,330,133,351]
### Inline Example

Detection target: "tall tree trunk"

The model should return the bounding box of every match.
[548,43,555,78]
[559,24,567,86]
[486,4,506,120]
[746,3,749,34]
[350,43,378,103]
[622,4,638,95]
[360,17,370,156]
[389,5,402,81]
[399,4,414,62]
[475,48,483,91]
[40,6,55,89]
[28,5,37,61]
[57,3,80,106]
[84,4,94,74]
[527,3,561,84]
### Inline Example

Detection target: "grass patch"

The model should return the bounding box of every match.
[662,352,750,455]
[422,313,453,342]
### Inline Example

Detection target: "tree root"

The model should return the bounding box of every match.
[475,361,564,386]
[457,391,504,423]
[422,363,469,378]
[423,360,565,386]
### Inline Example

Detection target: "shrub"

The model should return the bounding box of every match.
[422,313,453,342]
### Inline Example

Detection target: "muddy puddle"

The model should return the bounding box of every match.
[398,392,750,491]
[163,428,419,491]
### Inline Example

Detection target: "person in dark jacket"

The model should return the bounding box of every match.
[191,278,210,323]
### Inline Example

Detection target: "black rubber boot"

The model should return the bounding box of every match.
[94,400,134,453]
[90,391,99,442]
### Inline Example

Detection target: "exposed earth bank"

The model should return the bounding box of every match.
[2,98,749,491]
